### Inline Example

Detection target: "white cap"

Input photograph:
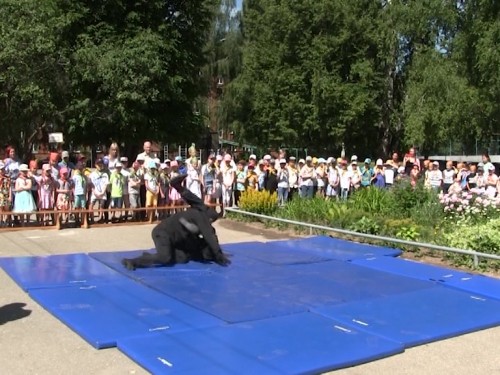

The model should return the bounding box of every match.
[318,158,326,163]
[115,162,123,168]
[376,158,383,166]
[164,158,171,163]
[299,158,306,164]
[289,156,296,161]
[433,161,440,166]
[249,154,257,160]
[19,164,29,171]
[279,158,287,164]
[263,154,272,160]
[306,156,312,161]
[327,157,334,163]
[120,156,128,162]
[351,155,358,161]
[175,156,183,161]
[61,151,69,158]
[136,155,145,161]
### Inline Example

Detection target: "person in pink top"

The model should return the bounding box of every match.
[37,164,56,226]
[169,161,183,212]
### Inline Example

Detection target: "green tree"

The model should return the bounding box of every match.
[0,0,69,157]
[0,0,218,157]
[63,0,218,147]
[454,0,500,142]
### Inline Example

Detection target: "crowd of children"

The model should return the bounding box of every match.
[0,144,498,228]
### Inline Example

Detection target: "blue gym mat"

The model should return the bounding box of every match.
[312,285,500,348]
[443,274,500,301]
[0,253,122,290]
[92,252,433,321]
[117,312,404,375]
[269,235,402,260]
[351,256,471,282]
[28,277,224,349]
[92,249,309,323]
[275,260,434,308]
[4,238,500,372]
[351,256,500,301]
[221,241,333,265]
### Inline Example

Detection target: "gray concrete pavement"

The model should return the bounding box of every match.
[0,221,499,374]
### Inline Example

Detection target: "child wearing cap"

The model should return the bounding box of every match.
[201,155,217,205]
[37,164,56,226]
[485,164,498,198]
[299,157,315,198]
[221,154,235,210]
[326,159,340,199]
[186,157,202,199]
[287,157,299,199]
[128,161,142,221]
[72,163,88,226]
[339,160,351,200]
[56,167,73,224]
[428,162,442,191]
[89,159,110,223]
[13,164,37,225]
[169,161,183,212]
[234,160,247,207]
[245,164,258,191]
[277,159,289,206]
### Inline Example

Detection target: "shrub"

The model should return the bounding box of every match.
[238,189,278,215]
[278,197,336,225]
[438,218,500,268]
[390,180,437,217]
[348,216,381,235]
[349,187,393,214]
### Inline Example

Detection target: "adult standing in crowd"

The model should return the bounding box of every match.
[403,147,420,176]
[104,142,120,172]
[287,156,299,199]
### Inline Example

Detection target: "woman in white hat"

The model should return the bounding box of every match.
[13,164,37,225]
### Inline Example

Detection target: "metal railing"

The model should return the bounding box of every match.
[225,208,500,268]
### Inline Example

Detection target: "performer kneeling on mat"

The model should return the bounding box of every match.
[121,174,231,270]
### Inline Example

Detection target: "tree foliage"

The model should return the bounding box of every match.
[0,0,217,157]
[222,0,499,156]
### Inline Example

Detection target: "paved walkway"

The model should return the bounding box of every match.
[0,221,499,374]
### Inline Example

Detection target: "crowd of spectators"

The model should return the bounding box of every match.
[0,142,498,228]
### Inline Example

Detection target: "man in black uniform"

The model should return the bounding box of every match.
[121,175,231,270]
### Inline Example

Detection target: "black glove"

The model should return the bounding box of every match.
[215,253,231,266]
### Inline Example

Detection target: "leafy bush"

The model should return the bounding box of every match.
[410,199,444,227]
[278,197,336,225]
[238,189,278,215]
[348,216,381,235]
[438,218,500,268]
[349,187,393,214]
[390,181,437,217]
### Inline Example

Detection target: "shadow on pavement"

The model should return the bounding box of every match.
[0,303,32,325]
